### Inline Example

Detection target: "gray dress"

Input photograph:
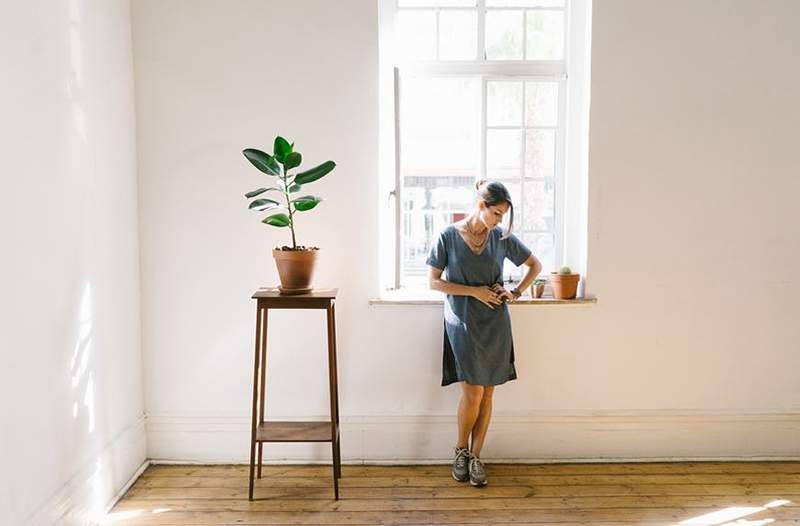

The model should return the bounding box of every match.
[426,224,533,386]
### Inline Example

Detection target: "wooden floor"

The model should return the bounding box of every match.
[104,462,800,525]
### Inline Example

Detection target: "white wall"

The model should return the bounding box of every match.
[0,1,145,524]
[134,0,800,464]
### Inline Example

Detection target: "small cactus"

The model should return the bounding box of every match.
[558,266,572,275]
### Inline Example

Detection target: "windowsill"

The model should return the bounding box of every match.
[369,291,598,306]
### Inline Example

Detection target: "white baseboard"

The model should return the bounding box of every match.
[146,409,800,464]
[101,460,150,518]
[26,416,146,526]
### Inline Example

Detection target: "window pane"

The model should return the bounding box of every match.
[522,178,555,231]
[439,10,477,60]
[400,77,480,171]
[522,232,555,274]
[485,10,523,60]
[487,0,564,6]
[401,186,430,285]
[396,10,436,60]
[524,81,558,127]
[400,77,480,286]
[487,81,523,126]
[399,0,475,6]
[496,179,521,231]
[525,10,564,60]
[429,186,476,230]
[489,180,521,281]
[487,129,522,179]
[524,129,555,178]
[503,254,521,281]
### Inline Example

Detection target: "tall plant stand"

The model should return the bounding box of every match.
[248,288,341,500]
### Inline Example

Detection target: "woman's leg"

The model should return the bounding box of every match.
[457,382,485,449]
[469,385,495,458]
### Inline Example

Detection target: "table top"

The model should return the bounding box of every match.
[252,287,338,300]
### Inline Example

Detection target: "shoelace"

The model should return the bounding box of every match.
[470,456,485,476]
[454,447,470,468]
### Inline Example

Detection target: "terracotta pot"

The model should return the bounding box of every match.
[272,248,318,295]
[550,272,580,299]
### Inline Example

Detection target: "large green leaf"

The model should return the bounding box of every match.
[284,151,302,171]
[288,183,302,193]
[242,149,280,176]
[294,160,335,185]
[273,136,292,163]
[244,187,280,198]
[262,213,291,227]
[292,195,322,212]
[248,198,281,211]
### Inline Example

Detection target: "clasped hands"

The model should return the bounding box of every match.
[472,283,517,309]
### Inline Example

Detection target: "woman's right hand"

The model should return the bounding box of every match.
[472,286,503,309]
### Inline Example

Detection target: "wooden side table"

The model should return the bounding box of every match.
[248,287,341,500]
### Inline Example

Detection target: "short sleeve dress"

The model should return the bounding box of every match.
[426,224,533,386]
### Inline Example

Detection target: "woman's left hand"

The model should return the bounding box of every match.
[491,283,516,303]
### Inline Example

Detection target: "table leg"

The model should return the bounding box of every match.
[326,304,340,500]
[248,304,263,501]
[331,303,341,480]
[257,306,268,478]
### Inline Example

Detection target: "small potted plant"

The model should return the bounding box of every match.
[550,266,580,299]
[532,278,547,298]
[242,136,335,295]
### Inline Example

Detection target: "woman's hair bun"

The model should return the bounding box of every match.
[474,178,488,191]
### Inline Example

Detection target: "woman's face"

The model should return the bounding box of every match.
[478,200,510,229]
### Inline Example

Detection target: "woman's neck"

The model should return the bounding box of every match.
[467,212,488,235]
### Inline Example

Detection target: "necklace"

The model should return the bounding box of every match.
[463,217,489,251]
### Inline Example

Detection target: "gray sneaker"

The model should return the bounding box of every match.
[469,456,488,486]
[451,446,471,482]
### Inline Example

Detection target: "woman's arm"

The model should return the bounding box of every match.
[493,255,543,301]
[513,255,543,297]
[429,266,503,309]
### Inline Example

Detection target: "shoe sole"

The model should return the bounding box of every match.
[452,472,469,482]
[469,479,488,487]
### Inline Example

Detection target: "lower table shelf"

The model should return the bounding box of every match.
[256,421,338,443]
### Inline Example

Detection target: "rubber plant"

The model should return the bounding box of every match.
[242,136,336,294]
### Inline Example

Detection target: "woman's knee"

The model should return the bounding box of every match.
[481,386,495,403]
[461,383,484,405]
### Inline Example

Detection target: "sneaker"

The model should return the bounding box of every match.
[469,456,488,486]
[451,446,471,482]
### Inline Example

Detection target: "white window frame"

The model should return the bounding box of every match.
[378,0,591,295]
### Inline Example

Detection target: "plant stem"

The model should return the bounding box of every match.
[283,167,297,249]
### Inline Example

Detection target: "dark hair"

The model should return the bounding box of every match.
[474,179,514,239]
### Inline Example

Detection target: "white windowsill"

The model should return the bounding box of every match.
[369,291,598,306]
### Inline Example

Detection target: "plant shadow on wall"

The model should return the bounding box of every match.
[242,136,336,295]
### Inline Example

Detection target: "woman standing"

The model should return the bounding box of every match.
[426,179,542,487]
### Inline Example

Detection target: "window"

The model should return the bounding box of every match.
[378,0,591,293]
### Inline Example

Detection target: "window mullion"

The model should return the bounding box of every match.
[522,10,528,60]
[480,74,487,188]
[394,67,402,290]
[554,78,568,271]
[563,0,570,64]
[477,0,486,61]
[435,9,440,60]
[519,80,527,261]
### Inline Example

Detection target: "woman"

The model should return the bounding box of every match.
[426,179,542,487]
